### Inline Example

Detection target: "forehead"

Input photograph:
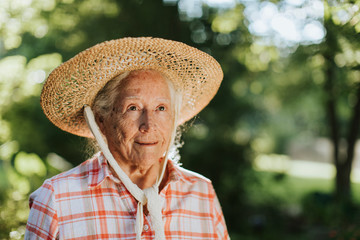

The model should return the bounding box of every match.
[117,70,172,98]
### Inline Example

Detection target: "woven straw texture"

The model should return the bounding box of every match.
[40,37,223,138]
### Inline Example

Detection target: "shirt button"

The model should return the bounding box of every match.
[143,224,149,232]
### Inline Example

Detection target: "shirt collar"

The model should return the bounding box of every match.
[87,152,191,189]
[87,152,120,188]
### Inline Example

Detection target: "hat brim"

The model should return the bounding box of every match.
[40,37,223,138]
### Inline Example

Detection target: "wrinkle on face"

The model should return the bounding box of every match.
[98,70,175,186]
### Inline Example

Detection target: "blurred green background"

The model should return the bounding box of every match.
[1,0,360,239]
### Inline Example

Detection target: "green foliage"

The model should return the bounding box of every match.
[301,192,360,239]
[1,0,360,239]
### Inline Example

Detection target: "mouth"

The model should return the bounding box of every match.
[135,141,158,146]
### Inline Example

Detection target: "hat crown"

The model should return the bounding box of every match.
[41,37,223,137]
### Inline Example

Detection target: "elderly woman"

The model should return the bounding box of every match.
[25,38,229,239]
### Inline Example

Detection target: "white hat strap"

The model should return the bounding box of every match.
[84,105,165,240]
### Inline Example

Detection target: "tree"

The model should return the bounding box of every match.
[276,0,360,200]
[321,1,360,200]
[232,0,360,201]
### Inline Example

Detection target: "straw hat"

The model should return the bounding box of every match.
[40,37,223,138]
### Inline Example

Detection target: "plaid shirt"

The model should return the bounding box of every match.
[25,153,229,239]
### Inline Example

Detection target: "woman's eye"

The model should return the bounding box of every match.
[158,106,166,111]
[128,106,137,111]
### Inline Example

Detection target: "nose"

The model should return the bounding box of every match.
[139,109,155,133]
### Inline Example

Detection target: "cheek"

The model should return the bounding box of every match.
[105,117,124,142]
[117,118,137,139]
[158,115,174,140]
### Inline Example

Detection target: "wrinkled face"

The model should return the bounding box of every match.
[99,70,174,169]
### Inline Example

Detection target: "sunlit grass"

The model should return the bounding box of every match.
[253,153,360,204]
[250,170,360,205]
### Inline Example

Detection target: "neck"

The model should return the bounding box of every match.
[126,164,160,189]
[108,150,166,190]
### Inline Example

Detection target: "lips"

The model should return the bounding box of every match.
[135,141,158,146]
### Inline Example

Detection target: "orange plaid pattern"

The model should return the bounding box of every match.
[25,153,229,239]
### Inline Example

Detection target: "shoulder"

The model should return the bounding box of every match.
[169,163,216,197]
[49,154,98,183]
[32,154,101,200]
[176,165,212,184]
